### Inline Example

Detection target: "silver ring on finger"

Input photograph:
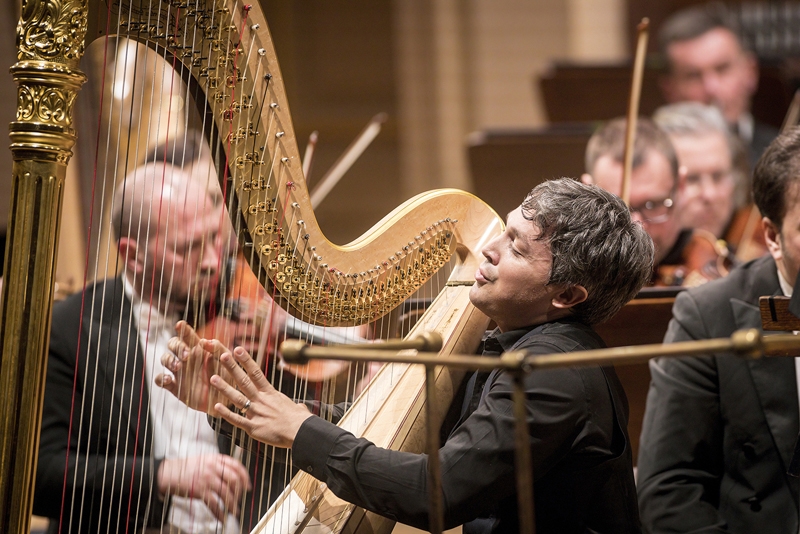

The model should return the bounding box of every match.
[241,399,251,414]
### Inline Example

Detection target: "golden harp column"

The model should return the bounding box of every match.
[0,0,86,532]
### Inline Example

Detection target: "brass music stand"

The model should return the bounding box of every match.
[282,327,800,534]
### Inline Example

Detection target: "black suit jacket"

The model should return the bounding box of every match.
[34,279,168,533]
[293,319,641,534]
[34,279,291,533]
[637,255,800,533]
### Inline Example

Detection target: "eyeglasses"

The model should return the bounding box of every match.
[630,197,674,224]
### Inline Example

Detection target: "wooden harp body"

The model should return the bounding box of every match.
[1,0,503,533]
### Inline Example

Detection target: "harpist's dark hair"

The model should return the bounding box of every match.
[522,178,654,325]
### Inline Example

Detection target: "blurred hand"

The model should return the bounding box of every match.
[155,321,233,416]
[157,454,251,521]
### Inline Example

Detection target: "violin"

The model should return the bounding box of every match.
[195,251,354,383]
[653,229,736,287]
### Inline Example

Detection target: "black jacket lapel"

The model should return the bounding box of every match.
[734,262,800,476]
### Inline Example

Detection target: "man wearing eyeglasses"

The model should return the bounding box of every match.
[655,102,767,261]
[583,117,717,286]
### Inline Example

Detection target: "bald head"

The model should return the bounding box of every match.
[113,157,226,309]
[111,158,221,242]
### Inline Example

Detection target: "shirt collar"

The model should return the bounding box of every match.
[123,275,179,338]
[737,113,754,144]
[778,266,793,298]
[483,320,580,354]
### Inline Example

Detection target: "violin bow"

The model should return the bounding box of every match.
[621,18,650,206]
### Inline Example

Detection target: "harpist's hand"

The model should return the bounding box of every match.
[155,321,232,416]
[209,342,312,449]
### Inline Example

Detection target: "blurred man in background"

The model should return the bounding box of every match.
[658,3,777,166]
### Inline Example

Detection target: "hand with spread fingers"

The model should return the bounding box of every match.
[157,453,252,521]
[208,342,313,449]
[155,321,233,416]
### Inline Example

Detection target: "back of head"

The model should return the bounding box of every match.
[523,178,654,325]
[585,117,679,180]
[753,126,800,227]
[658,2,744,61]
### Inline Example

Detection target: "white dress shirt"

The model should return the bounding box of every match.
[124,277,239,533]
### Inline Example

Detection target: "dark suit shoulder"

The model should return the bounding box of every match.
[675,255,777,314]
[52,279,125,322]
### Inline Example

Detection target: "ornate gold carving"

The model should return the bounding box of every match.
[16,85,76,126]
[17,0,88,63]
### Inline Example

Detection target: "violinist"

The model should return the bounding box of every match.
[637,126,800,534]
[654,102,767,261]
[583,117,725,286]
[34,136,256,534]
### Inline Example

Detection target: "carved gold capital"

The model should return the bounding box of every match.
[12,0,89,164]
[10,61,87,163]
[17,0,88,64]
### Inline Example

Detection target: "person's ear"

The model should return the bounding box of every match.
[552,284,588,310]
[763,217,782,261]
[580,173,594,185]
[118,237,144,275]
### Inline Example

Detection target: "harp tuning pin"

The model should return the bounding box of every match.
[297,219,305,226]
[258,48,266,56]
[292,202,299,208]
[281,157,289,163]
[276,131,285,138]
[270,102,279,108]
[251,23,260,30]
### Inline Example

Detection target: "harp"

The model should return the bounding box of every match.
[0,0,503,533]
